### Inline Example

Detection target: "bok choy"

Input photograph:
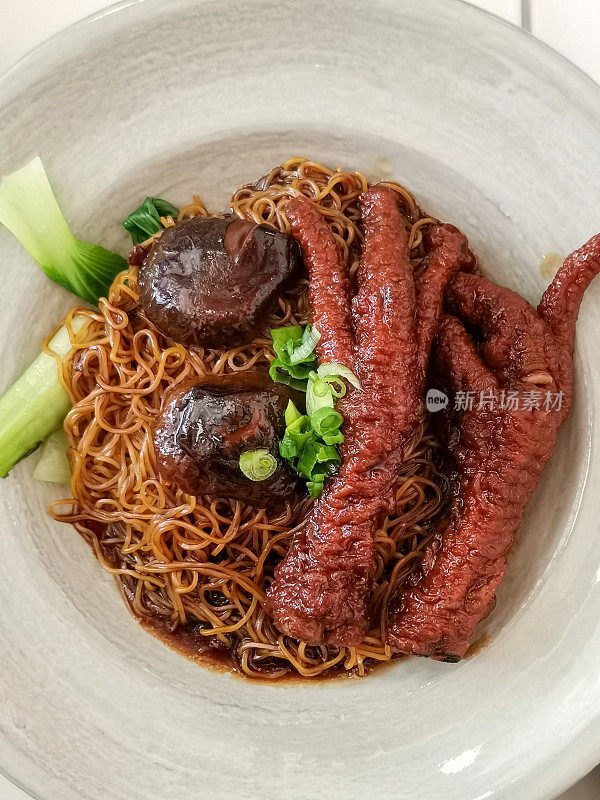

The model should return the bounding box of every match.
[33,428,71,485]
[0,157,126,304]
[0,317,84,477]
[122,197,179,244]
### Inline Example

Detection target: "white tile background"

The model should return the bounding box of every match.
[0,1,599,798]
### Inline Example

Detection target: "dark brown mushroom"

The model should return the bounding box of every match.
[154,371,302,508]
[138,216,301,348]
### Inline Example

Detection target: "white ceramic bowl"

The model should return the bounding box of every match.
[0,2,599,798]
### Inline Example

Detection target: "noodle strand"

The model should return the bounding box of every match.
[51,158,446,679]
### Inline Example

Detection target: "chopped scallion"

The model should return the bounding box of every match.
[239,449,278,481]
[310,407,344,437]
[284,399,303,427]
[305,372,336,417]
[277,400,344,497]
[269,326,359,497]
[269,325,319,387]
[317,362,361,389]
[288,325,321,364]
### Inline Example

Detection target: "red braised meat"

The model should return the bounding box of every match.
[138,216,301,348]
[386,234,600,660]
[285,196,355,367]
[154,372,301,508]
[265,188,471,645]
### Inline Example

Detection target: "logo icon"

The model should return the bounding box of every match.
[426,388,449,413]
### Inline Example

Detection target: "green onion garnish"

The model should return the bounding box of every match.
[269,326,360,498]
[307,480,325,499]
[239,449,278,481]
[305,372,336,417]
[288,325,321,364]
[269,324,320,388]
[278,400,344,497]
[310,407,344,437]
[122,197,179,245]
[317,362,361,390]
[284,399,304,427]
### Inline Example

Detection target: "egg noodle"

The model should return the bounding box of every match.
[49,158,446,679]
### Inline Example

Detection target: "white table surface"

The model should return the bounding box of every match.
[0,1,599,798]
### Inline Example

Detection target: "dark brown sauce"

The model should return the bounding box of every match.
[93,520,483,681]
[92,518,484,682]
[94,519,406,683]
[127,600,406,684]
[465,634,491,658]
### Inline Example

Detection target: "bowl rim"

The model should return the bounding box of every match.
[0,2,600,800]
[2,0,600,100]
